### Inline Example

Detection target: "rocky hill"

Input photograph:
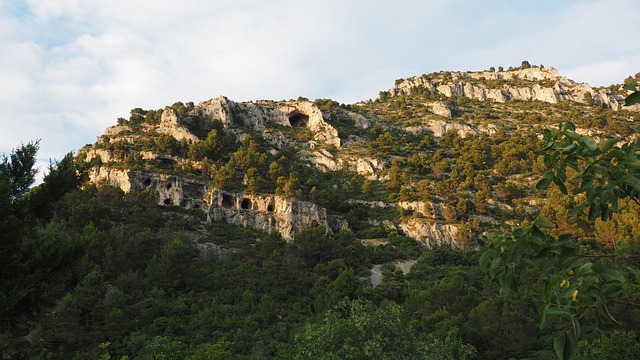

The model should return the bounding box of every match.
[389,66,638,110]
[79,65,640,249]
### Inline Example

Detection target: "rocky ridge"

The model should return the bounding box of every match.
[390,67,637,111]
[82,65,640,249]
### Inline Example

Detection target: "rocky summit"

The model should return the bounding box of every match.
[80,64,640,249]
[6,62,640,360]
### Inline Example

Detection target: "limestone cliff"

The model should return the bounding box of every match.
[89,167,209,209]
[208,190,329,241]
[389,67,633,110]
[398,218,460,248]
[193,97,341,148]
[88,166,329,241]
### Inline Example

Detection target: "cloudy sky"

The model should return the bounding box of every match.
[2,0,640,173]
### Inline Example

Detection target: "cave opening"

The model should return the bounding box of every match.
[311,220,320,227]
[163,198,172,205]
[288,112,309,127]
[241,198,252,210]
[166,183,172,190]
[222,194,234,209]
[267,203,274,212]
[144,178,151,187]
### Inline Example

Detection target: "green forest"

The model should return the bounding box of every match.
[3,68,640,359]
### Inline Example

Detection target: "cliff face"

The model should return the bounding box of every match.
[398,219,460,248]
[196,97,341,148]
[208,190,329,241]
[81,64,635,250]
[88,167,329,241]
[89,168,209,209]
[389,67,633,110]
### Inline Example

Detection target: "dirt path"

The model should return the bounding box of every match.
[370,259,417,287]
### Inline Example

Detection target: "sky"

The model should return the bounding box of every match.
[2,0,640,175]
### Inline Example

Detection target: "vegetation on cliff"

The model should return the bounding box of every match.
[3,66,640,359]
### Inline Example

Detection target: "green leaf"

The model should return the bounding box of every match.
[624,83,638,92]
[581,136,597,152]
[554,330,577,360]
[570,315,581,340]
[622,157,640,169]
[596,299,619,325]
[569,203,589,217]
[600,138,619,153]
[601,269,625,283]
[553,176,568,195]
[536,177,553,191]
[562,143,577,154]
[576,262,594,277]
[553,333,567,360]
[625,91,640,106]
[489,257,502,278]
[534,218,554,229]
[539,304,550,330]
[619,174,640,193]
[479,251,492,270]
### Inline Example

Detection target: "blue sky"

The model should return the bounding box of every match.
[2,0,640,175]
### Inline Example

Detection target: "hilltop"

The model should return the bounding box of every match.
[79,64,640,248]
[4,63,640,359]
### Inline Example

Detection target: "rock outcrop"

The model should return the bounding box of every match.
[158,108,200,142]
[88,166,330,241]
[89,167,209,209]
[389,67,633,110]
[194,98,341,148]
[208,190,329,241]
[398,218,460,248]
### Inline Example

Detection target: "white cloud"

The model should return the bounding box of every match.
[2,0,640,167]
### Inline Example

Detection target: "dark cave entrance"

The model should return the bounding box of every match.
[311,220,320,227]
[288,112,309,127]
[222,194,234,209]
[241,198,252,210]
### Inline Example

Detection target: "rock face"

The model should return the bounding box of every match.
[431,101,452,118]
[428,120,479,138]
[390,67,633,110]
[89,166,330,241]
[398,218,460,248]
[159,108,200,142]
[89,167,209,209]
[193,97,341,148]
[208,190,329,241]
[345,199,465,248]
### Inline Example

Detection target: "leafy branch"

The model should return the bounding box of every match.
[480,120,640,360]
